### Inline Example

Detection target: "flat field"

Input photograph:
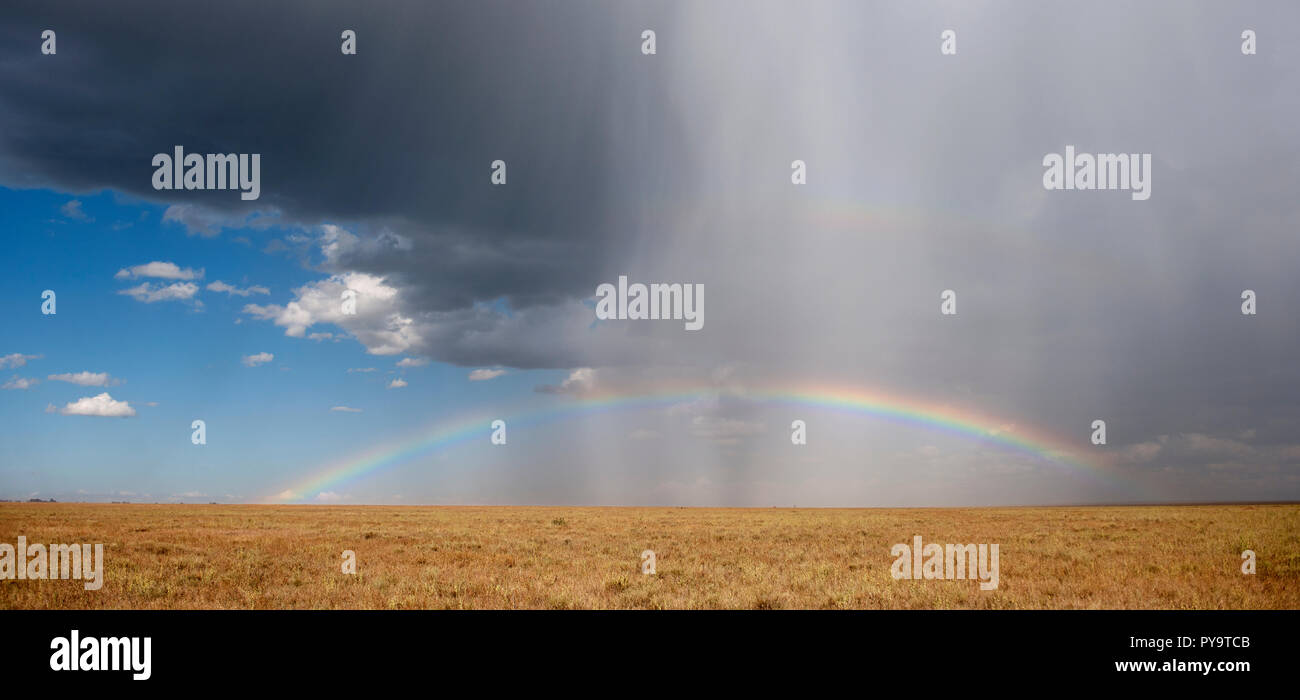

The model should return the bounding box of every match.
[1,503,1296,609]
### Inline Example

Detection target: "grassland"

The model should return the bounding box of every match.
[1,503,1297,609]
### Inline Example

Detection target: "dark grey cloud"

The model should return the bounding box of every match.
[1,0,677,309]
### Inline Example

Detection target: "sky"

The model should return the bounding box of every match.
[1,0,1297,506]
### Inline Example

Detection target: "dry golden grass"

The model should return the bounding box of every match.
[1,503,1297,609]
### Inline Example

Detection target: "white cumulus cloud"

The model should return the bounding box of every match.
[242,272,419,355]
[118,282,200,303]
[242,352,274,367]
[61,199,92,221]
[115,261,204,280]
[47,371,119,387]
[0,353,42,369]
[57,393,136,417]
[535,367,596,396]
[2,376,39,390]
[207,280,269,297]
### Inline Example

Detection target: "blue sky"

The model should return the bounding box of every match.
[0,187,575,503]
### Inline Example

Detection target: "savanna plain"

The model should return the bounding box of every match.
[1,503,1296,609]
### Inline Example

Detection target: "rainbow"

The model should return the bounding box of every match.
[270,381,1122,503]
